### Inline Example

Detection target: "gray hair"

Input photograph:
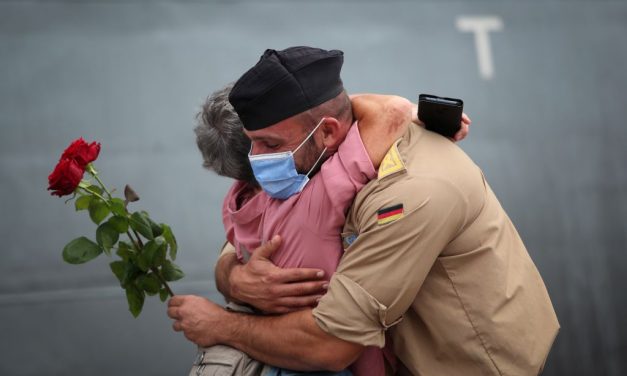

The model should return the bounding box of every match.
[194,83,256,185]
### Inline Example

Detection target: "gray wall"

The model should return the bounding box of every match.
[1,1,625,375]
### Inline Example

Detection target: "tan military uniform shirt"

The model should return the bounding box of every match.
[312,125,559,375]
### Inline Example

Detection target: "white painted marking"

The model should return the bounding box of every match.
[456,16,504,80]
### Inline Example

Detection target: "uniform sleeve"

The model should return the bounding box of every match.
[312,176,468,347]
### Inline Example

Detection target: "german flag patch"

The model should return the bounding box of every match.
[377,204,404,225]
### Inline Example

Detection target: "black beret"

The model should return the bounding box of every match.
[229,46,345,131]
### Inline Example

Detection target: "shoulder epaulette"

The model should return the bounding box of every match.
[378,139,406,180]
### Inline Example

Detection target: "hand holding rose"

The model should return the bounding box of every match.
[48,138,184,317]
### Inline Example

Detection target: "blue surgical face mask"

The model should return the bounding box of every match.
[248,118,328,200]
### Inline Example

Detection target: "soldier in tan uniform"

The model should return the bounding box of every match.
[313,123,559,375]
[168,46,559,375]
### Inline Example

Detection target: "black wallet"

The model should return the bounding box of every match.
[418,94,464,138]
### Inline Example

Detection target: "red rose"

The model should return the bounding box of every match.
[60,138,101,167]
[47,159,85,197]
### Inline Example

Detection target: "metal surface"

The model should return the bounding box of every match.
[0,1,625,375]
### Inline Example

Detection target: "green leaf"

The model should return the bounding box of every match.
[96,222,119,255]
[88,198,110,225]
[143,236,166,267]
[154,240,167,267]
[130,212,153,240]
[137,273,161,295]
[110,198,127,217]
[141,212,163,237]
[86,185,103,196]
[139,210,163,237]
[122,261,141,287]
[137,240,159,271]
[140,237,166,270]
[161,224,178,260]
[149,219,164,238]
[62,237,103,264]
[125,285,145,318]
[159,288,170,302]
[116,241,134,262]
[108,216,129,233]
[136,254,149,272]
[110,260,126,284]
[75,195,93,211]
[162,260,184,282]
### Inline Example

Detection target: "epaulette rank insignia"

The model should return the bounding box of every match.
[377,204,404,225]
[378,140,406,180]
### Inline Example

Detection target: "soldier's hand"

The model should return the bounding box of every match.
[452,113,472,142]
[229,235,328,314]
[168,295,225,347]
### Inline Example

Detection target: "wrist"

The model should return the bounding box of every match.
[214,308,237,344]
[216,308,257,349]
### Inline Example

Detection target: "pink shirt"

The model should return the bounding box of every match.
[222,123,376,278]
[222,123,387,376]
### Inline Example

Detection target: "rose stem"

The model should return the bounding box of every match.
[151,267,175,297]
[87,164,113,200]
[127,229,175,297]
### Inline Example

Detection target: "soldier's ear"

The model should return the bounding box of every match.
[319,117,345,153]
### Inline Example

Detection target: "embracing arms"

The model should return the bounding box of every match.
[215,94,471,314]
[215,240,328,313]
[176,172,467,371]
[173,237,362,371]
